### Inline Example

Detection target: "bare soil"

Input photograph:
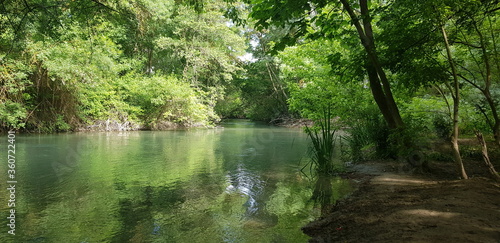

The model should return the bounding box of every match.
[302,161,500,243]
[272,118,313,128]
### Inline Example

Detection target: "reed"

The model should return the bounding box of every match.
[303,107,336,175]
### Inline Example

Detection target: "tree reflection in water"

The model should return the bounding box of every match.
[225,164,278,227]
[311,175,334,216]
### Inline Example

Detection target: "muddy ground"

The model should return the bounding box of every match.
[302,161,500,243]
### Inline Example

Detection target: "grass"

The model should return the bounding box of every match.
[302,107,337,176]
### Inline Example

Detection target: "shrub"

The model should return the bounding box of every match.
[343,107,391,161]
[122,75,219,128]
[0,101,27,130]
[433,113,452,140]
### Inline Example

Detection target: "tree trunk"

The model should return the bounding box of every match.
[359,0,404,129]
[366,65,398,129]
[339,0,404,129]
[482,89,500,147]
[441,25,468,179]
[473,19,500,148]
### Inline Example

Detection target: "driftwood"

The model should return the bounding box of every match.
[475,131,500,182]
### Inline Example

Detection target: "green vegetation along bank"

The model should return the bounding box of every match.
[2,0,500,180]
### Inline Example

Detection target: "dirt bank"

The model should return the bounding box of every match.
[302,161,500,243]
[271,118,313,128]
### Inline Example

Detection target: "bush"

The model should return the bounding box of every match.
[433,114,452,140]
[0,101,27,130]
[343,107,391,161]
[122,75,219,128]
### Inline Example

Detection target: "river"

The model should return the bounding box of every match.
[0,120,351,242]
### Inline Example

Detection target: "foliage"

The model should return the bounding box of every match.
[239,0,499,178]
[219,24,295,122]
[343,106,391,161]
[277,37,388,161]
[0,100,27,129]
[233,59,290,121]
[123,75,219,128]
[1,0,500,179]
[379,0,500,140]
[214,87,246,118]
[0,0,247,132]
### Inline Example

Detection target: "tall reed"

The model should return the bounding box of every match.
[303,107,336,175]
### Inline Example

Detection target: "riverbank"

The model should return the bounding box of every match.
[302,161,500,242]
[270,117,313,128]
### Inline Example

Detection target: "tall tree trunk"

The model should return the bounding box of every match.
[483,90,500,147]
[340,0,404,129]
[359,0,404,129]
[441,25,468,179]
[473,20,500,148]
[459,17,500,147]
[366,64,398,128]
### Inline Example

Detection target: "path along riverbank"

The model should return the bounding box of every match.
[302,161,500,243]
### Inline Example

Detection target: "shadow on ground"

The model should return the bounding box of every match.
[302,162,500,243]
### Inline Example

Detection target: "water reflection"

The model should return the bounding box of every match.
[311,175,334,216]
[0,121,353,242]
[310,175,353,217]
[225,165,264,213]
[225,164,278,228]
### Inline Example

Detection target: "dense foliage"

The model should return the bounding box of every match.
[236,0,500,177]
[1,0,499,176]
[0,0,245,131]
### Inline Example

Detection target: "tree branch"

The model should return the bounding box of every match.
[434,84,452,117]
[451,40,482,49]
[90,0,117,12]
[485,6,500,14]
[476,105,494,131]
[455,60,480,87]
[458,73,483,91]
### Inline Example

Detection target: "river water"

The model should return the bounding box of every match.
[0,120,351,242]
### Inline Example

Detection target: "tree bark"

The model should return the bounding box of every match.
[482,89,500,147]
[339,0,404,129]
[366,64,398,128]
[441,25,468,179]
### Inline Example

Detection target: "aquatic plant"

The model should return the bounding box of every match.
[303,107,336,175]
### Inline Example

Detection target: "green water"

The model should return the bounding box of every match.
[0,120,351,243]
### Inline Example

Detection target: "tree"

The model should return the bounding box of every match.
[434,1,498,178]
[379,0,500,178]
[242,0,404,129]
[0,0,248,131]
[441,22,469,179]
[338,0,404,129]
[450,2,500,147]
[233,26,292,121]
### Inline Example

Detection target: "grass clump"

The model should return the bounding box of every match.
[303,107,337,175]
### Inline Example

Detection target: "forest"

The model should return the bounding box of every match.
[1,0,500,242]
[2,0,500,174]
